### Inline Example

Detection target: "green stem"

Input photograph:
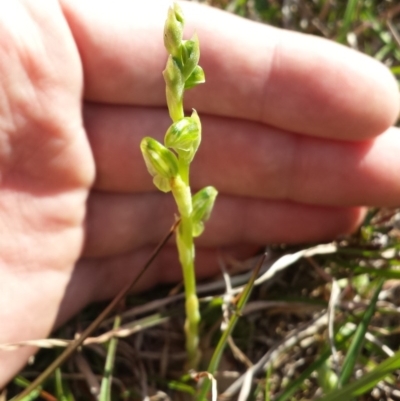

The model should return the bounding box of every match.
[171,174,200,368]
[177,215,200,368]
[172,167,199,368]
[141,2,210,372]
[179,158,190,186]
[165,9,195,356]
[167,90,184,122]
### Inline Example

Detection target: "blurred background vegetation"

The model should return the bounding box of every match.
[196,0,400,86]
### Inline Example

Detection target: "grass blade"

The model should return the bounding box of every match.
[99,314,121,401]
[11,377,55,401]
[337,278,384,387]
[197,254,266,401]
[317,350,400,401]
[54,368,74,401]
[274,327,356,401]
[337,0,359,43]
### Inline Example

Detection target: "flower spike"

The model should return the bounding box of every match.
[140,2,217,370]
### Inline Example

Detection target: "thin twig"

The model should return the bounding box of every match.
[74,352,100,396]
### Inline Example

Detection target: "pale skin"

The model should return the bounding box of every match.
[0,0,399,387]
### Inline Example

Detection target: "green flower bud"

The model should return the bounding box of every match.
[163,56,184,121]
[165,109,201,162]
[164,3,184,59]
[163,55,184,91]
[140,137,179,192]
[184,65,205,90]
[181,34,200,80]
[191,186,218,237]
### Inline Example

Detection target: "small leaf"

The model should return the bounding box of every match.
[184,65,205,90]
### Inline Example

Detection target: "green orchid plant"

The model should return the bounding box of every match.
[140,3,217,369]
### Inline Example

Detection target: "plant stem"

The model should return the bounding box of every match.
[179,158,190,186]
[141,3,214,370]
[172,176,200,368]
[178,215,200,368]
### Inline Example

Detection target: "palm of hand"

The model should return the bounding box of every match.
[0,1,94,382]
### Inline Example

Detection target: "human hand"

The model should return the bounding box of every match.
[1,0,399,386]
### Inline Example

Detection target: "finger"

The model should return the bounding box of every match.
[84,104,400,206]
[61,0,399,140]
[84,190,364,258]
[78,244,264,302]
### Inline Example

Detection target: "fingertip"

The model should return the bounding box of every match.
[265,32,400,140]
[344,206,367,234]
[357,58,399,139]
